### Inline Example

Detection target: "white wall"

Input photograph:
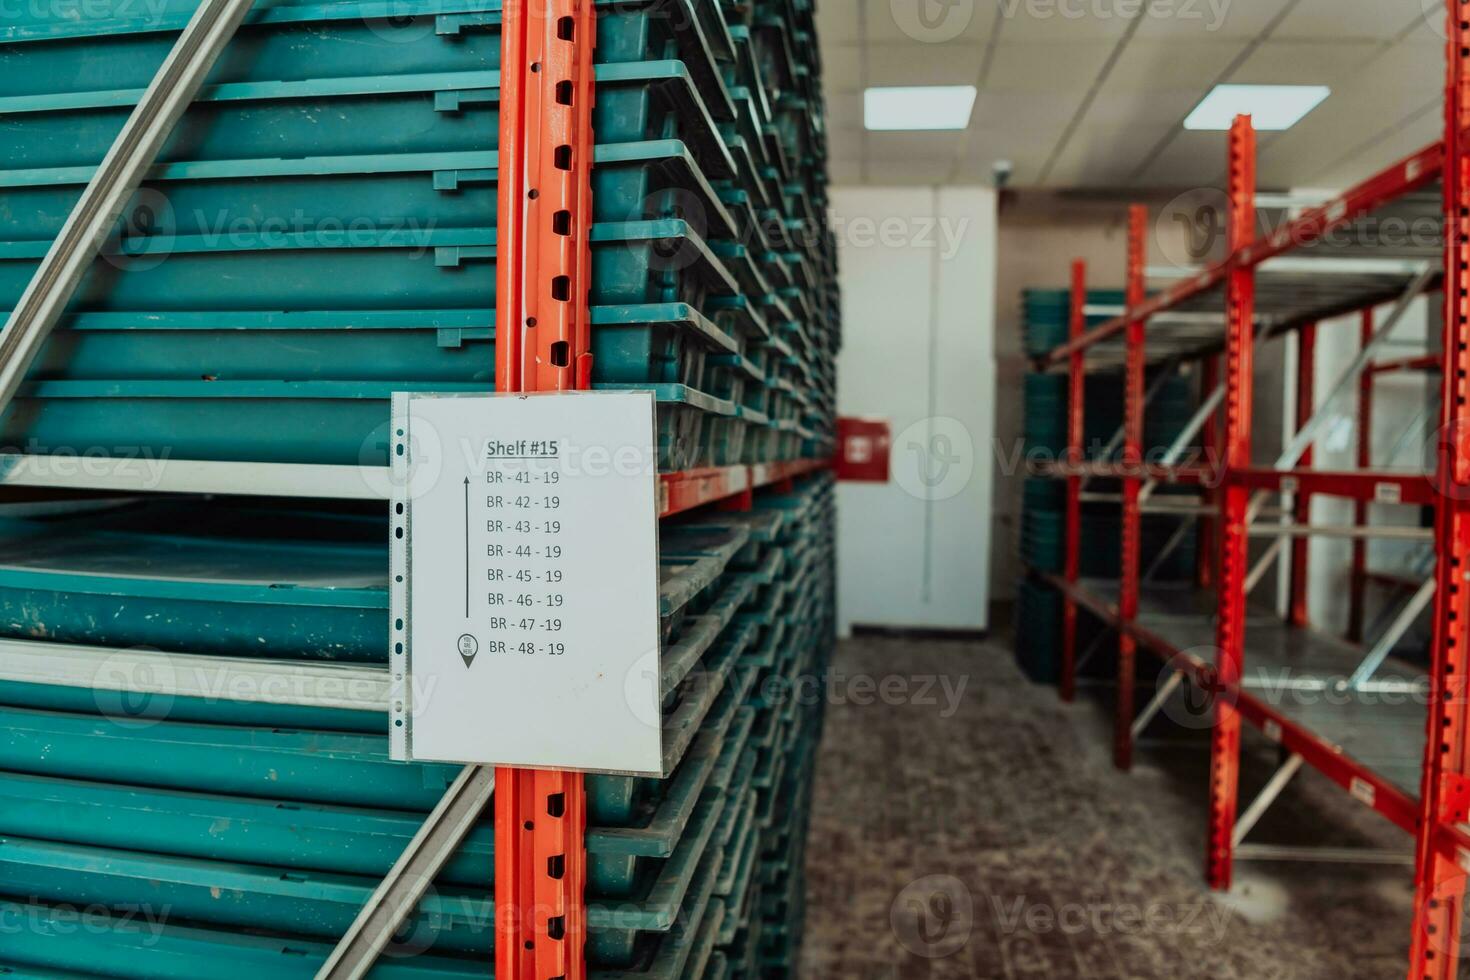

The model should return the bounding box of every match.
[989,192,1196,599]
[831,186,997,634]
[1302,297,1436,633]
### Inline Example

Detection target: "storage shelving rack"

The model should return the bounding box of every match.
[1025,5,1470,974]
[0,0,839,977]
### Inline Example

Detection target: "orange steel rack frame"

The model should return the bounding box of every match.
[1029,5,1470,975]
[490,5,832,976]
[495,0,597,976]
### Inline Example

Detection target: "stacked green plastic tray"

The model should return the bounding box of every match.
[0,475,834,978]
[1019,364,1200,683]
[0,0,837,976]
[688,472,834,980]
[0,0,839,472]
[1021,288,1127,358]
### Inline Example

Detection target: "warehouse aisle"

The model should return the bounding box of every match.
[799,636,1414,980]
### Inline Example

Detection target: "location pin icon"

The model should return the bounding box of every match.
[457,633,479,669]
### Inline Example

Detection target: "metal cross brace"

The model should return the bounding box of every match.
[0,0,257,418]
[1232,753,1305,848]
[318,767,496,979]
[1080,360,1181,489]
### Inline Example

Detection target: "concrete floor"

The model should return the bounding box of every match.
[799,635,1419,979]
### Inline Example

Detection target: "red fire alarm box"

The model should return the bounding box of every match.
[837,417,891,482]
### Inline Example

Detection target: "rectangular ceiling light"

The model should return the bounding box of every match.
[1183,84,1330,131]
[864,86,977,131]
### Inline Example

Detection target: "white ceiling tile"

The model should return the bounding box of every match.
[818,0,1001,46]
[859,158,958,184]
[1100,38,1246,88]
[987,3,1137,42]
[985,39,1119,91]
[1226,39,1382,85]
[1275,0,1428,42]
[1130,132,1232,188]
[1130,3,1288,40]
[819,0,1449,190]
[1042,118,1183,186]
[970,91,1078,130]
[860,41,987,86]
[1306,106,1444,191]
[860,131,976,161]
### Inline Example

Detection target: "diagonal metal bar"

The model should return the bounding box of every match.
[0,0,257,416]
[1275,263,1436,470]
[1081,361,1179,488]
[1232,753,1304,848]
[1073,626,1116,676]
[1139,383,1225,505]
[1244,539,1286,597]
[1346,577,1437,690]
[1234,265,1438,533]
[1142,519,1197,582]
[1131,670,1184,741]
[317,765,495,979]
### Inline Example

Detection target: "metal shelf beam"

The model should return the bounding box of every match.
[1041,140,1444,368]
[1039,9,1468,976]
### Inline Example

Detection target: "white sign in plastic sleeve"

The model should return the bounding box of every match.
[389,390,663,775]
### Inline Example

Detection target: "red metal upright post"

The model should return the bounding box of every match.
[1197,355,1219,589]
[1205,114,1256,892]
[495,0,596,977]
[1408,4,1470,974]
[1061,260,1086,703]
[1349,309,1374,642]
[1289,323,1317,628]
[1114,206,1147,770]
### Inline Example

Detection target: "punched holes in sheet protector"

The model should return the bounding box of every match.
[393,431,407,731]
